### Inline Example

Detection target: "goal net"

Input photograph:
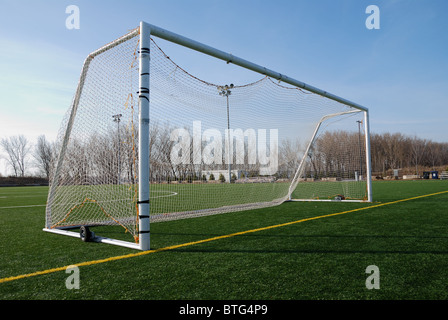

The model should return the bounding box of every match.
[45,22,372,250]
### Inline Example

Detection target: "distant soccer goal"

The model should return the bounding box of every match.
[44,21,372,250]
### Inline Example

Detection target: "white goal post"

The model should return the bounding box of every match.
[44,21,372,250]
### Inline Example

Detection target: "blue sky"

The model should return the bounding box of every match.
[0,0,447,174]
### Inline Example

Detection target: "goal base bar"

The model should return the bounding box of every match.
[289,199,368,203]
[43,228,142,250]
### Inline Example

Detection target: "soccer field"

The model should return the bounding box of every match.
[1,180,447,301]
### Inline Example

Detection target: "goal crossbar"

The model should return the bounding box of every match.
[144,22,368,112]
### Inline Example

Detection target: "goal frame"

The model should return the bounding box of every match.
[140,21,372,205]
[44,21,372,251]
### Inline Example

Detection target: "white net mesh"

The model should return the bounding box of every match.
[46,27,369,244]
[46,29,141,241]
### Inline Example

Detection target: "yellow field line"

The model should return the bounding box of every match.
[1,190,447,284]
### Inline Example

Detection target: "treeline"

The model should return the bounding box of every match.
[0,135,52,179]
[370,132,448,175]
[1,131,447,181]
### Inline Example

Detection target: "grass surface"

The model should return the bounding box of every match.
[0,180,447,300]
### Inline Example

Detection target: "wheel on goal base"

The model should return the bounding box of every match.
[80,226,92,242]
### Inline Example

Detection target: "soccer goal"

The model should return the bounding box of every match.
[44,21,372,250]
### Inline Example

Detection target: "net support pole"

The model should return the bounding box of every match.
[364,110,373,202]
[287,119,323,201]
[287,110,361,201]
[138,21,151,250]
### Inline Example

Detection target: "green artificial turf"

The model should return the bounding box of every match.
[0,180,447,300]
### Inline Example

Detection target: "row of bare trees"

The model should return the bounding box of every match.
[0,135,53,179]
[370,133,448,175]
[1,130,447,180]
[281,131,448,179]
[56,122,266,185]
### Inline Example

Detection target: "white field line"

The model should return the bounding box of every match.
[0,195,47,198]
[0,204,46,210]
[0,191,178,210]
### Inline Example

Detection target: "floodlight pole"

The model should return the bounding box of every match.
[219,84,233,183]
[113,114,122,185]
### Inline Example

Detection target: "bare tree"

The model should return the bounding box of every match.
[279,138,303,178]
[410,136,428,175]
[0,135,32,177]
[34,135,53,179]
